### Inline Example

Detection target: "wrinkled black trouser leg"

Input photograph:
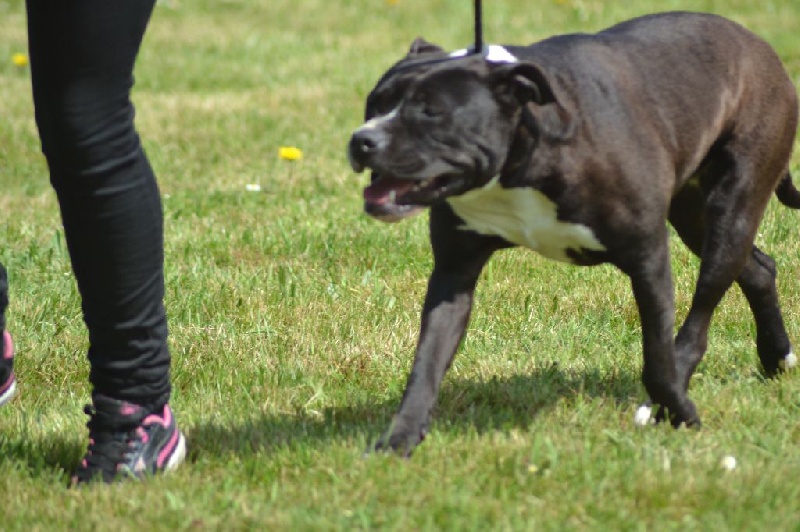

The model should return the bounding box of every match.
[25,0,170,409]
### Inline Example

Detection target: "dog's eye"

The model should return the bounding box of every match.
[414,97,443,119]
[408,91,443,120]
[421,103,443,119]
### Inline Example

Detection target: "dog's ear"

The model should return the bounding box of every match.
[494,61,558,106]
[493,61,575,140]
[407,37,445,57]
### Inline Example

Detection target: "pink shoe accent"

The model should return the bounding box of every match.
[2,331,13,360]
[136,427,150,444]
[0,332,15,406]
[156,427,181,468]
[143,404,172,428]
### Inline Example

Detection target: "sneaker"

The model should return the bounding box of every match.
[0,331,15,407]
[71,394,186,485]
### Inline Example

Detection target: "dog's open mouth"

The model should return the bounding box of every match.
[363,173,465,222]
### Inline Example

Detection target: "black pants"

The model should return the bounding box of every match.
[23,0,170,408]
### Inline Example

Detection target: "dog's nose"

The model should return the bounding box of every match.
[349,128,386,158]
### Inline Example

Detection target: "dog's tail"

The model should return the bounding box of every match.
[775,172,800,209]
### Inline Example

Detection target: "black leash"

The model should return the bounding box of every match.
[472,0,484,54]
[383,0,488,76]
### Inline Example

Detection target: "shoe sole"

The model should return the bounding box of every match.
[164,432,187,472]
[0,378,16,407]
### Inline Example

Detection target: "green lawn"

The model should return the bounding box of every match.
[1,0,800,529]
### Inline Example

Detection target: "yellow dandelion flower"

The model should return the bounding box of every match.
[387,0,399,5]
[278,146,303,161]
[12,53,28,67]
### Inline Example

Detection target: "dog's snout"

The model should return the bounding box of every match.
[348,128,387,172]
[350,128,386,157]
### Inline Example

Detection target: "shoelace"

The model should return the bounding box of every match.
[73,405,145,483]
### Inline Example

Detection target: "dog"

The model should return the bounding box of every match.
[347,11,800,455]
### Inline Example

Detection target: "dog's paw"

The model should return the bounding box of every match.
[779,351,798,371]
[633,403,654,427]
[634,400,701,429]
[666,400,701,429]
[365,427,427,458]
[761,350,797,377]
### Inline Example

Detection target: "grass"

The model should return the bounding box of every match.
[1,0,800,529]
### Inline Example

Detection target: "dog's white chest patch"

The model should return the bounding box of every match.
[446,178,606,263]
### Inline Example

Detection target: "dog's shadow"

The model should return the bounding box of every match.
[186,363,644,459]
[0,364,642,477]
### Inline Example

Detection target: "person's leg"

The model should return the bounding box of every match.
[25,0,184,483]
[0,264,14,407]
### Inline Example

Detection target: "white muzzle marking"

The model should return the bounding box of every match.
[360,107,399,131]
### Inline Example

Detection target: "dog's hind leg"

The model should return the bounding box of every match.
[666,151,791,401]
[737,249,796,374]
[669,184,796,377]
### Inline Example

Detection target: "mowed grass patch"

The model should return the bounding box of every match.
[1,0,800,529]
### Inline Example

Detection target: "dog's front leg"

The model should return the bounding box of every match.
[624,228,700,428]
[371,207,500,456]
[371,269,478,455]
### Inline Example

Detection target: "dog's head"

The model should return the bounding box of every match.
[348,38,562,222]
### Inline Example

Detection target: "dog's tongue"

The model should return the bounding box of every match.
[363,176,416,205]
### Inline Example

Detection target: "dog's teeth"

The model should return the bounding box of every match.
[388,190,396,203]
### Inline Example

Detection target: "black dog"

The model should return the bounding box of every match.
[348,11,799,454]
